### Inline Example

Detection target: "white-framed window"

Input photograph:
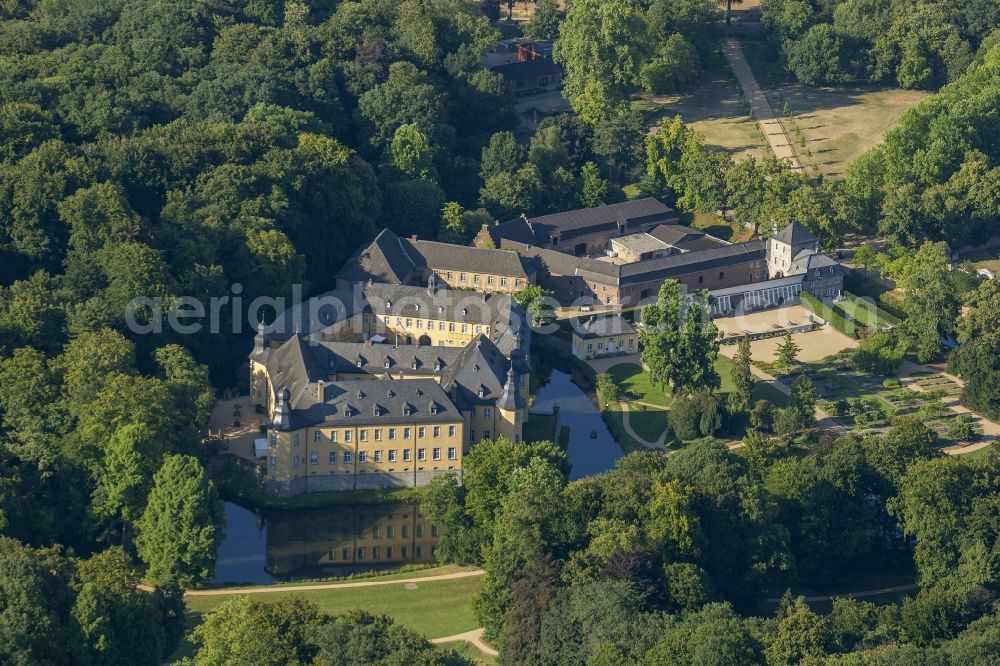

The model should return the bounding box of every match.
[360,429,368,441]
[403,427,411,438]
[418,426,425,438]
[330,430,337,442]
[314,431,322,443]
[484,408,492,419]
[446,271,453,279]
[388,449,397,462]
[417,448,426,461]
[344,430,352,442]
[359,451,367,463]
[374,450,382,462]
[310,452,318,465]
[433,426,441,437]
[403,449,411,461]
[448,447,457,460]
[293,434,300,446]
[293,455,300,469]
[344,451,352,463]
[474,274,480,283]
[483,430,491,440]
[469,430,476,442]
[487,275,494,285]
[448,425,456,437]
[329,451,336,464]
[500,277,507,286]
[374,429,382,441]
[460,272,466,281]
[461,324,468,333]
[433,448,441,461]
[388,428,396,440]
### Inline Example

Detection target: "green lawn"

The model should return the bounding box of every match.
[752,381,792,407]
[955,443,995,460]
[608,363,671,406]
[628,406,669,442]
[439,641,498,665]
[184,574,484,641]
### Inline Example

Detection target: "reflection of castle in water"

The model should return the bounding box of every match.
[265,503,440,579]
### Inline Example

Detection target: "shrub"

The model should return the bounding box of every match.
[669,395,701,441]
[851,330,905,376]
[697,394,723,437]
[883,379,901,389]
[750,400,774,432]
[946,418,976,442]
[800,293,859,339]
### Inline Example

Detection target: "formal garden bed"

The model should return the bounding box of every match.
[757,354,983,444]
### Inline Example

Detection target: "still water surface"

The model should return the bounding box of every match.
[213,370,622,583]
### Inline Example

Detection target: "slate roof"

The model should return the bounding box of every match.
[337,230,535,285]
[574,314,637,339]
[439,336,525,408]
[509,239,767,288]
[336,228,420,284]
[266,283,528,355]
[488,198,678,246]
[773,222,818,247]
[525,198,678,241]
[260,334,528,427]
[646,224,728,251]
[290,378,462,429]
[618,241,767,286]
[490,56,562,80]
[788,249,841,276]
[412,240,531,278]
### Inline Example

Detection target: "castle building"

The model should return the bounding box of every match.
[251,298,530,494]
[335,228,536,294]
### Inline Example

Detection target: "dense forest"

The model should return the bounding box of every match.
[761,0,999,88]
[1,0,999,663]
[415,427,1000,664]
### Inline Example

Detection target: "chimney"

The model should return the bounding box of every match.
[317,380,325,402]
[411,234,418,241]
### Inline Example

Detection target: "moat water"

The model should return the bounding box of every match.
[212,370,623,584]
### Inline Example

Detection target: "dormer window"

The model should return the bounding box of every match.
[416,388,423,397]
[473,364,480,372]
[438,306,444,314]
[412,359,419,370]
[357,390,365,399]
[434,359,443,371]
[415,304,420,311]
[430,403,439,415]
[387,389,395,398]
[356,357,363,368]
[385,301,392,310]
[374,405,382,416]
[461,308,467,316]
[384,359,391,369]
[403,404,412,416]
[478,386,486,398]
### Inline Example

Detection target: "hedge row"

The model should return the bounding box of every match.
[800,293,859,339]
[843,291,902,327]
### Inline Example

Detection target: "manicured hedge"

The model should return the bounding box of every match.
[843,291,902,327]
[800,293,859,339]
